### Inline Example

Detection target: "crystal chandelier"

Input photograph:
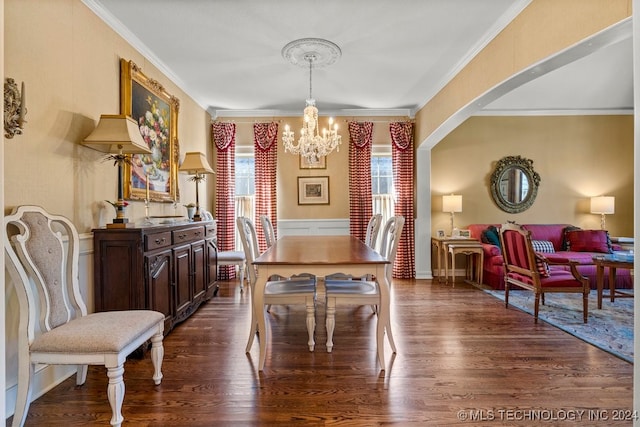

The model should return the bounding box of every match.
[282,38,342,163]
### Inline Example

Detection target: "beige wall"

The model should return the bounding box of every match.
[431,115,634,237]
[3,0,212,233]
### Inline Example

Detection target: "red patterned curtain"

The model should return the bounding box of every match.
[213,122,237,279]
[253,122,278,253]
[390,121,415,278]
[348,122,373,242]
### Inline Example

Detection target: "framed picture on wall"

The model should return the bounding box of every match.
[299,155,326,169]
[298,176,330,205]
[120,58,180,202]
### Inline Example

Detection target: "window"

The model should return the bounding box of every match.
[371,156,393,194]
[371,154,394,231]
[235,157,255,196]
[235,155,255,250]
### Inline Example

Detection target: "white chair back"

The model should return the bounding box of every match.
[379,216,405,281]
[365,214,383,250]
[5,206,88,339]
[236,216,261,286]
[259,214,276,248]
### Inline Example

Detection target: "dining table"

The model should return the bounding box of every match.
[252,235,391,371]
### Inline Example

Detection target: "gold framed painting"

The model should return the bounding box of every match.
[298,176,330,205]
[120,58,180,202]
[299,154,326,169]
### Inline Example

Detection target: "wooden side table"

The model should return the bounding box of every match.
[446,242,484,286]
[593,254,634,309]
[431,236,478,283]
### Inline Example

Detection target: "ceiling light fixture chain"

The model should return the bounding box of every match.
[282,38,342,164]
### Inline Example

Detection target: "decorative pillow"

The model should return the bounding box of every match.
[481,225,501,248]
[565,229,612,253]
[561,225,581,251]
[534,252,550,277]
[531,240,555,253]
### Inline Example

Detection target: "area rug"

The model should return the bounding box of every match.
[484,289,634,363]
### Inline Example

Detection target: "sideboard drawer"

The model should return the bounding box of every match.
[172,226,205,244]
[206,223,217,240]
[145,231,172,251]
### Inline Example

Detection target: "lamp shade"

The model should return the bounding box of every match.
[590,196,615,214]
[442,194,462,213]
[82,114,151,154]
[179,152,215,175]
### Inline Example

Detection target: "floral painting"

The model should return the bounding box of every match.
[120,58,180,202]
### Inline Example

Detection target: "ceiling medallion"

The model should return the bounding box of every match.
[281,38,342,69]
[281,38,342,163]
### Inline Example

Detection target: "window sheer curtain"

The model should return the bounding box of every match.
[372,194,395,232]
[390,122,415,278]
[347,121,374,243]
[253,122,278,253]
[235,195,254,250]
[213,122,237,279]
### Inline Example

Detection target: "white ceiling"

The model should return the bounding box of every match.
[86,0,632,119]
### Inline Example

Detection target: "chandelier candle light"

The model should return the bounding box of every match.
[282,38,342,163]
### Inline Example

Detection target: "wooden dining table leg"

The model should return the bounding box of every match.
[376,265,391,370]
[254,269,268,371]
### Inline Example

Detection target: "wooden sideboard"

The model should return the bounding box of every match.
[93,220,218,334]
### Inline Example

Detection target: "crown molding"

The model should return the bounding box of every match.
[210,108,413,120]
[474,108,633,117]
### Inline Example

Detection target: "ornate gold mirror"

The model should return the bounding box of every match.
[490,155,541,213]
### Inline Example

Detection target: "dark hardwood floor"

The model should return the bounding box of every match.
[11,279,633,426]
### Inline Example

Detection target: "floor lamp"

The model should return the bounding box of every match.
[82,114,151,228]
[179,152,215,221]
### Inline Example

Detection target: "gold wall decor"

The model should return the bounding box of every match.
[120,58,180,202]
[4,78,26,139]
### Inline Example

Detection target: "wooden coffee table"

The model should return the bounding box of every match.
[592,254,634,309]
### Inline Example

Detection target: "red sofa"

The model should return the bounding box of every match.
[468,224,633,290]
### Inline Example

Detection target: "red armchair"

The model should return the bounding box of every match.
[499,222,590,323]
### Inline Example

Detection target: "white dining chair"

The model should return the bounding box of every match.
[4,205,164,427]
[236,217,318,352]
[324,215,405,354]
[259,214,276,248]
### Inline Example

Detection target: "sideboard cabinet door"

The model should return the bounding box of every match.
[173,244,193,323]
[145,249,173,332]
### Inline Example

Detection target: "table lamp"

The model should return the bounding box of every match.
[179,151,215,221]
[590,196,615,230]
[82,114,151,228]
[442,194,462,236]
